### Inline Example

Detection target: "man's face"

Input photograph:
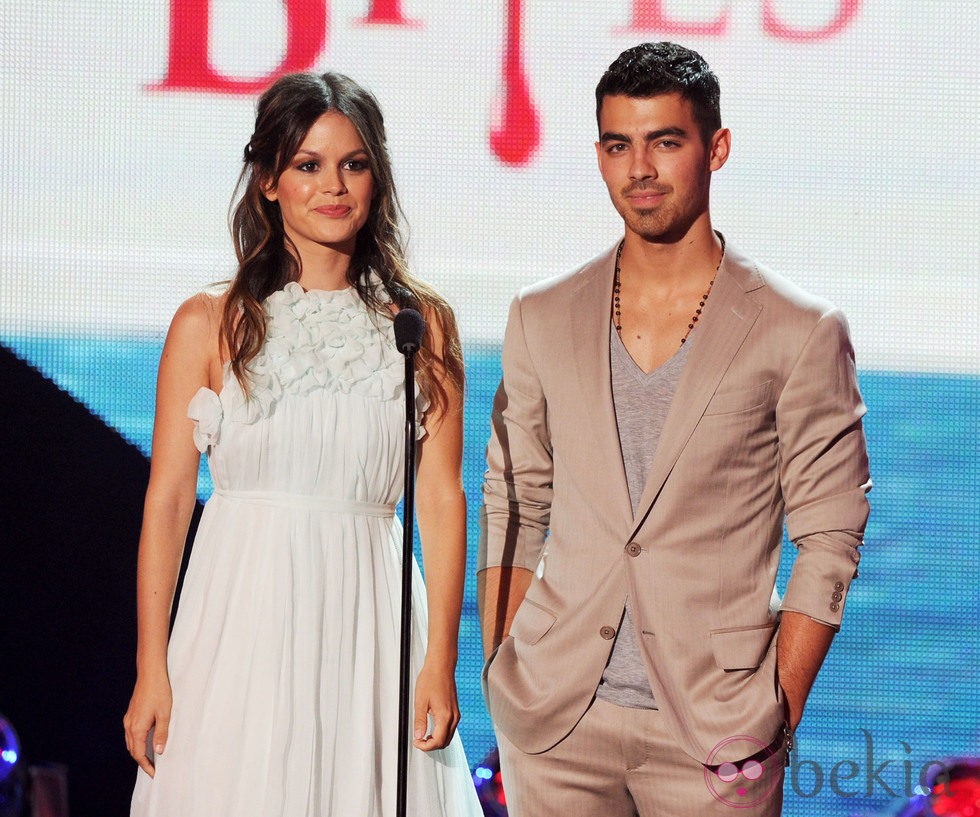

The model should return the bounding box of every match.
[595,92,729,243]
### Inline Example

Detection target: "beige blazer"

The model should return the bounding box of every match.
[479,241,871,764]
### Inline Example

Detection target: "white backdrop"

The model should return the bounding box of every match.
[2,0,978,373]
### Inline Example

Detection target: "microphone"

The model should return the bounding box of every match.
[392,305,425,817]
[394,308,425,356]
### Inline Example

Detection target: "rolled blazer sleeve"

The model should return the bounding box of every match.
[778,307,872,629]
[479,295,554,574]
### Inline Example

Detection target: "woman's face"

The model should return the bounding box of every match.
[263,111,374,263]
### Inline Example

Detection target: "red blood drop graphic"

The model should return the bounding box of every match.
[490,0,540,166]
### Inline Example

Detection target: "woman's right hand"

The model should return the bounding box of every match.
[123,672,173,778]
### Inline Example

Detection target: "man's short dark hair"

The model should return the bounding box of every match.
[595,42,721,144]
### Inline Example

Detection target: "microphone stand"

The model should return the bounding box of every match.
[396,320,421,817]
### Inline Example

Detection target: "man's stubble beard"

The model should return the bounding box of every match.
[615,186,710,244]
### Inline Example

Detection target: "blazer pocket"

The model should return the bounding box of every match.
[703,380,773,416]
[710,622,777,671]
[510,598,557,646]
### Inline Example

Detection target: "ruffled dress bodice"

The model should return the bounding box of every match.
[187,281,426,505]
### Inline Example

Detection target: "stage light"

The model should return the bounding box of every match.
[885,756,979,817]
[473,746,508,816]
[0,713,25,817]
[927,757,979,817]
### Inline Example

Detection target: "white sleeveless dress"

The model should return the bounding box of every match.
[131,281,482,816]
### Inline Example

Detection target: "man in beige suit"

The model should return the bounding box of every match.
[479,42,871,816]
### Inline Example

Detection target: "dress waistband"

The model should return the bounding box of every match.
[212,489,395,517]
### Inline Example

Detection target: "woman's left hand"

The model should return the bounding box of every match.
[412,657,461,751]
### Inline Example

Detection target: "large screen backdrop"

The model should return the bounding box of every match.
[2,2,978,816]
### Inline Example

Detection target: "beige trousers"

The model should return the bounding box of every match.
[496,698,786,817]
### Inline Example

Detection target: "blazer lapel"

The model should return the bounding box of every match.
[567,246,634,531]
[628,247,764,537]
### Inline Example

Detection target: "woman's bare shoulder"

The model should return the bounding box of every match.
[167,290,229,353]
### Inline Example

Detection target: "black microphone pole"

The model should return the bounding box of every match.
[393,308,425,817]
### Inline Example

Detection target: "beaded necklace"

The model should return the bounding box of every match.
[612,237,725,346]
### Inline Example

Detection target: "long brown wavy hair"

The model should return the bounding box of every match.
[223,72,464,419]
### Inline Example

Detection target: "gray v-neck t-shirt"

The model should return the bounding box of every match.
[595,324,693,709]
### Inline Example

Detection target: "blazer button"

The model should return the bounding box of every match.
[832,591,843,602]
[829,602,840,612]
[600,625,617,640]
[625,542,641,557]
[834,581,845,591]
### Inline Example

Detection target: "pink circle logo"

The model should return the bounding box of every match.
[703,734,783,808]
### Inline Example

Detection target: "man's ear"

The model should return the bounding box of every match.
[708,128,731,172]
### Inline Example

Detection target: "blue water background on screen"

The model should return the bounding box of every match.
[5,334,978,817]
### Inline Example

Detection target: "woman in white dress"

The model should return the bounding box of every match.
[123,72,482,816]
